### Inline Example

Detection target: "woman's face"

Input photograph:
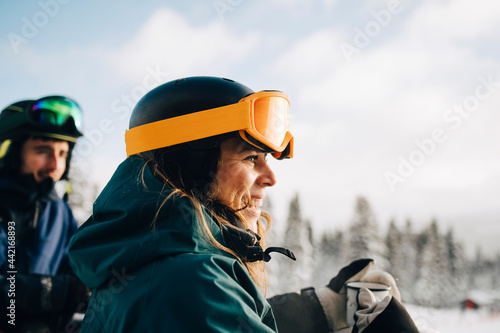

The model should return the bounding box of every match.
[211,137,276,232]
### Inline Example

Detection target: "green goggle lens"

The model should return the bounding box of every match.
[32,97,83,131]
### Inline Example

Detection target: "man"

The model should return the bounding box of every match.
[0,96,88,333]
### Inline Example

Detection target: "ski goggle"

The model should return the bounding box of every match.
[31,96,84,134]
[125,91,293,159]
[0,96,83,143]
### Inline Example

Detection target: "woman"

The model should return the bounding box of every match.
[68,77,419,332]
[68,76,295,332]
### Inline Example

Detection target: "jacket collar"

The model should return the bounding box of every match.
[210,204,296,263]
[0,174,58,203]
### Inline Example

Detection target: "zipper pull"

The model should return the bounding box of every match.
[32,201,40,229]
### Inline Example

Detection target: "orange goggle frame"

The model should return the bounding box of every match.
[125,91,293,159]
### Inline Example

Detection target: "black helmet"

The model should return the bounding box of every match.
[128,76,293,196]
[130,76,254,129]
[0,95,83,142]
[127,76,293,158]
[0,95,84,179]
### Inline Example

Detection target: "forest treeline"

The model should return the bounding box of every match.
[265,194,500,308]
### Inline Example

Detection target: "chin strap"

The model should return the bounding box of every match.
[222,223,296,263]
[261,247,296,262]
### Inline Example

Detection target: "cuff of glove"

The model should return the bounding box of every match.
[317,287,349,332]
[354,294,419,333]
[302,287,331,333]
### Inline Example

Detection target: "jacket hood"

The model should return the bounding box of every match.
[68,156,227,288]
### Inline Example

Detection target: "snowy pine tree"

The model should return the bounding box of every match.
[444,228,467,305]
[279,193,314,293]
[312,229,347,288]
[398,219,419,303]
[385,219,404,284]
[262,196,285,296]
[385,219,402,268]
[347,196,387,268]
[468,247,500,293]
[413,220,450,307]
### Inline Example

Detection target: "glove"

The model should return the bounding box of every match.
[353,288,419,333]
[316,258,401,332]
[359,270,401,302]
[353,288,391,332]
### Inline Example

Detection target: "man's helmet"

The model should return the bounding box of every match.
[126,76,293,195]
[0,96,84,179]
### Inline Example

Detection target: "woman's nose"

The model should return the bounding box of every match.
[259,161,277,187]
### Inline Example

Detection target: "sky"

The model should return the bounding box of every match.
[1,0,500,257]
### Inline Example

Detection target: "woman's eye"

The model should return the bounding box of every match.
[245,155,258,163]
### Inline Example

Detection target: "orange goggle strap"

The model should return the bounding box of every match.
[126,102,250,156]
[125,93,293,157]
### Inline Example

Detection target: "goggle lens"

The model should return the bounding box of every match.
[253,96,290,148]
[31,97,83,131]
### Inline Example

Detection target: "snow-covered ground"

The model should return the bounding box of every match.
[407,304,500,333]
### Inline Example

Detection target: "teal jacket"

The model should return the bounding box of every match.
[68,156,277,332]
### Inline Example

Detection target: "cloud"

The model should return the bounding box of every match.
[1,42,117,103]
[272,29,346,83]
[407,0,500,42]
[272,0,500,137]
[107,8,261,82]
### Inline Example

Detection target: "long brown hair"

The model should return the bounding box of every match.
[138,145,271,291]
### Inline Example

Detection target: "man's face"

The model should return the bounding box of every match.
[20,137,69,182]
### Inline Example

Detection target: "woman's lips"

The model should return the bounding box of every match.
[244,198,264,221]
[248,198,263,209]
